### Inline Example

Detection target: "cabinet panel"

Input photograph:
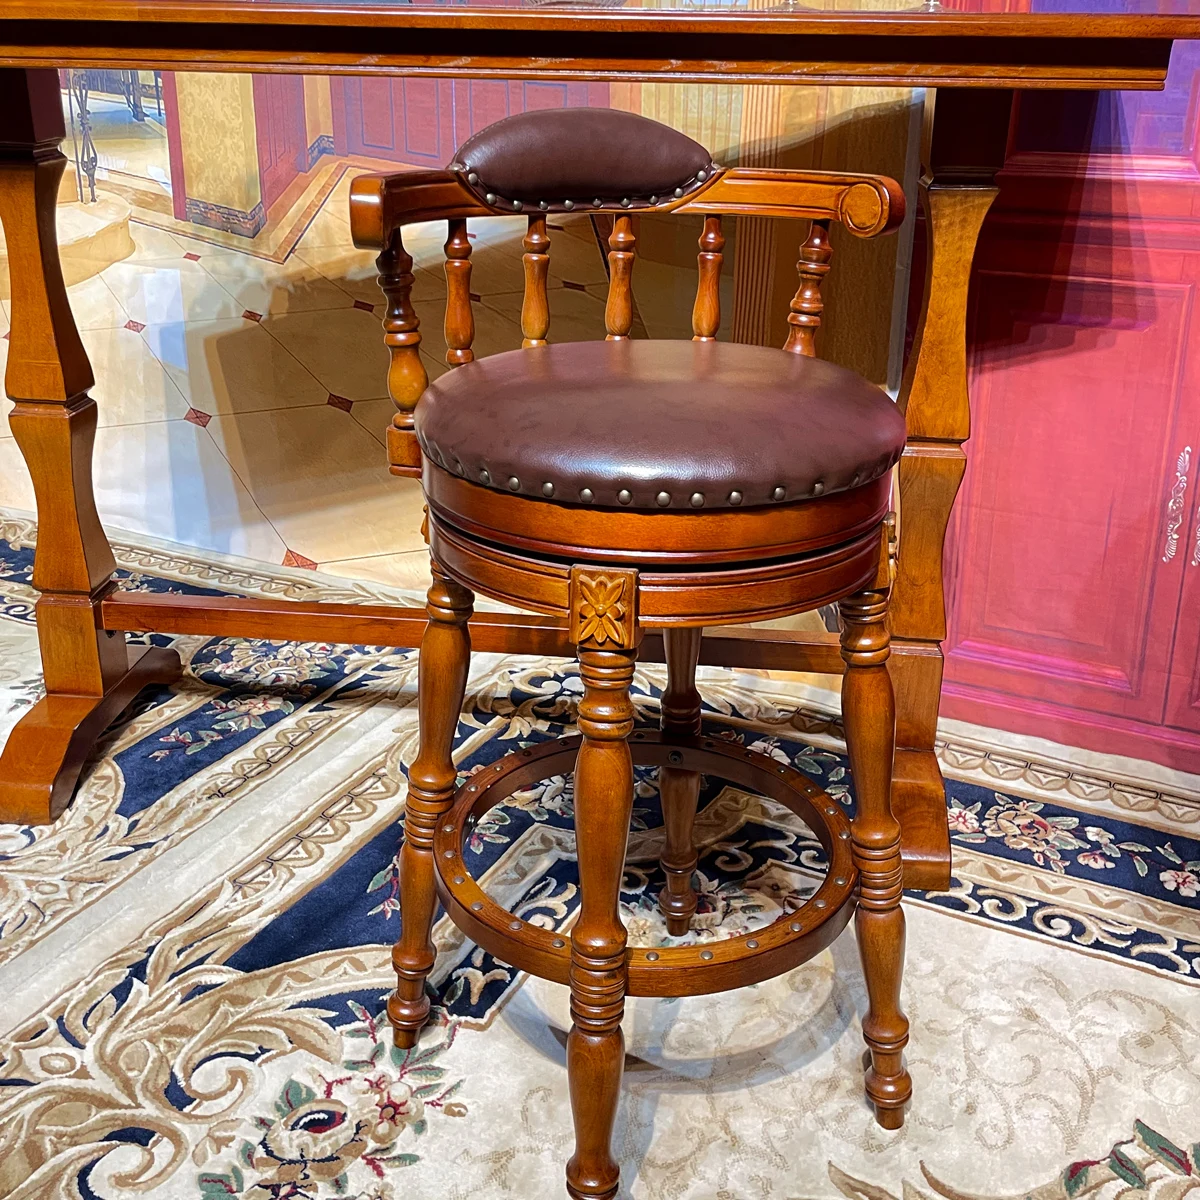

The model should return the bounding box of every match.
[949,272,1195,723]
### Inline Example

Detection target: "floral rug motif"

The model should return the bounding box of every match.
[0,513,1197,1200]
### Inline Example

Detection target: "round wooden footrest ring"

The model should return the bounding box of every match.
[432,731,857,998]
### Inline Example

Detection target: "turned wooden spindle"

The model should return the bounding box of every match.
[691,215,724,341]
[521,213,551,347]
[377,233,429,443]
[604,214,636,341]
[784,217,833,358]
[839,585,911,1130]
[389,565,474,1048]
[658,626,703,935]
[444,217,475,366]
[567,642,638,1200]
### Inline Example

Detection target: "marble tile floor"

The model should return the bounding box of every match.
[0,170,631,590]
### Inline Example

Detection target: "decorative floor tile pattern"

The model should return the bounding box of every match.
[0,520,1197,1199]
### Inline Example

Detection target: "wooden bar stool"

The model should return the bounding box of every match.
[350,109,910,1200]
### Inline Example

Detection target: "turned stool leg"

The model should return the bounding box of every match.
[658,626,703,936]
[567,643,637,1200]
[389,564,474,1049]
[839,587,912,1129]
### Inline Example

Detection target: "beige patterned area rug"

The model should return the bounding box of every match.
[0,510,1197,1200]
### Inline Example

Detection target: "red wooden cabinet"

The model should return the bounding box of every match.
[330,78,609,166]
[252,74,307,211]
[944,42,1200,772]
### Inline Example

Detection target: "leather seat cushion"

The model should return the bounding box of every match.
[415,340,907,511]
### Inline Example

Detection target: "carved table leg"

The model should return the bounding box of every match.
[566,566,639,1200]
[890,87,1013,890]
[840,586,911,1130]
[0,68,181,826]
[658,626,703,936]
[389,564,473,1048]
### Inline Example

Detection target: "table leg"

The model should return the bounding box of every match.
[890,88,1013,889]
[0,68,181,825]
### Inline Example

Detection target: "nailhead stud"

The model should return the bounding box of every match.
[540,200,549,210]
[656,491,671,507]
[552,938,565,948]
[690,492,705,508]
[449,161,465,171]
[580,487,594,503]
[512,200,523,211]
[593,198,602,208]
[646,951,659,961]
[509,919,521,930]
[728,490,742,505]
[772,486,786,501]
[542,481,555,498]
[813,481,825,495]
[851,472,861,486]
[467,171,479,185]
[835,876,847,886]
[621,198,631,207]
[746,939,759,950]
[815,899,827,909]
[471,901,483,911]
[564,199,575,210]
[674,187,684,197]
[507,476,520,491]
[649,195,658,204]
[485,193,497,204]
[699,949,714,961]
[696,169,708,181]
[617,489,632,505]
[480,468,491,485]
[790,921,802,932]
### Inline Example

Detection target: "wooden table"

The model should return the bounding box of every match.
[3,1,1199,889]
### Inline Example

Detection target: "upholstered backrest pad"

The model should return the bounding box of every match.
[451,109,713,205]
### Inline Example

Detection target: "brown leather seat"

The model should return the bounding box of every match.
[415,339,907,511]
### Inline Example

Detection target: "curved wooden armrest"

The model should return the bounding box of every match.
[350,163,904,252]
[350,169,490,250]
[676,167,905,237]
